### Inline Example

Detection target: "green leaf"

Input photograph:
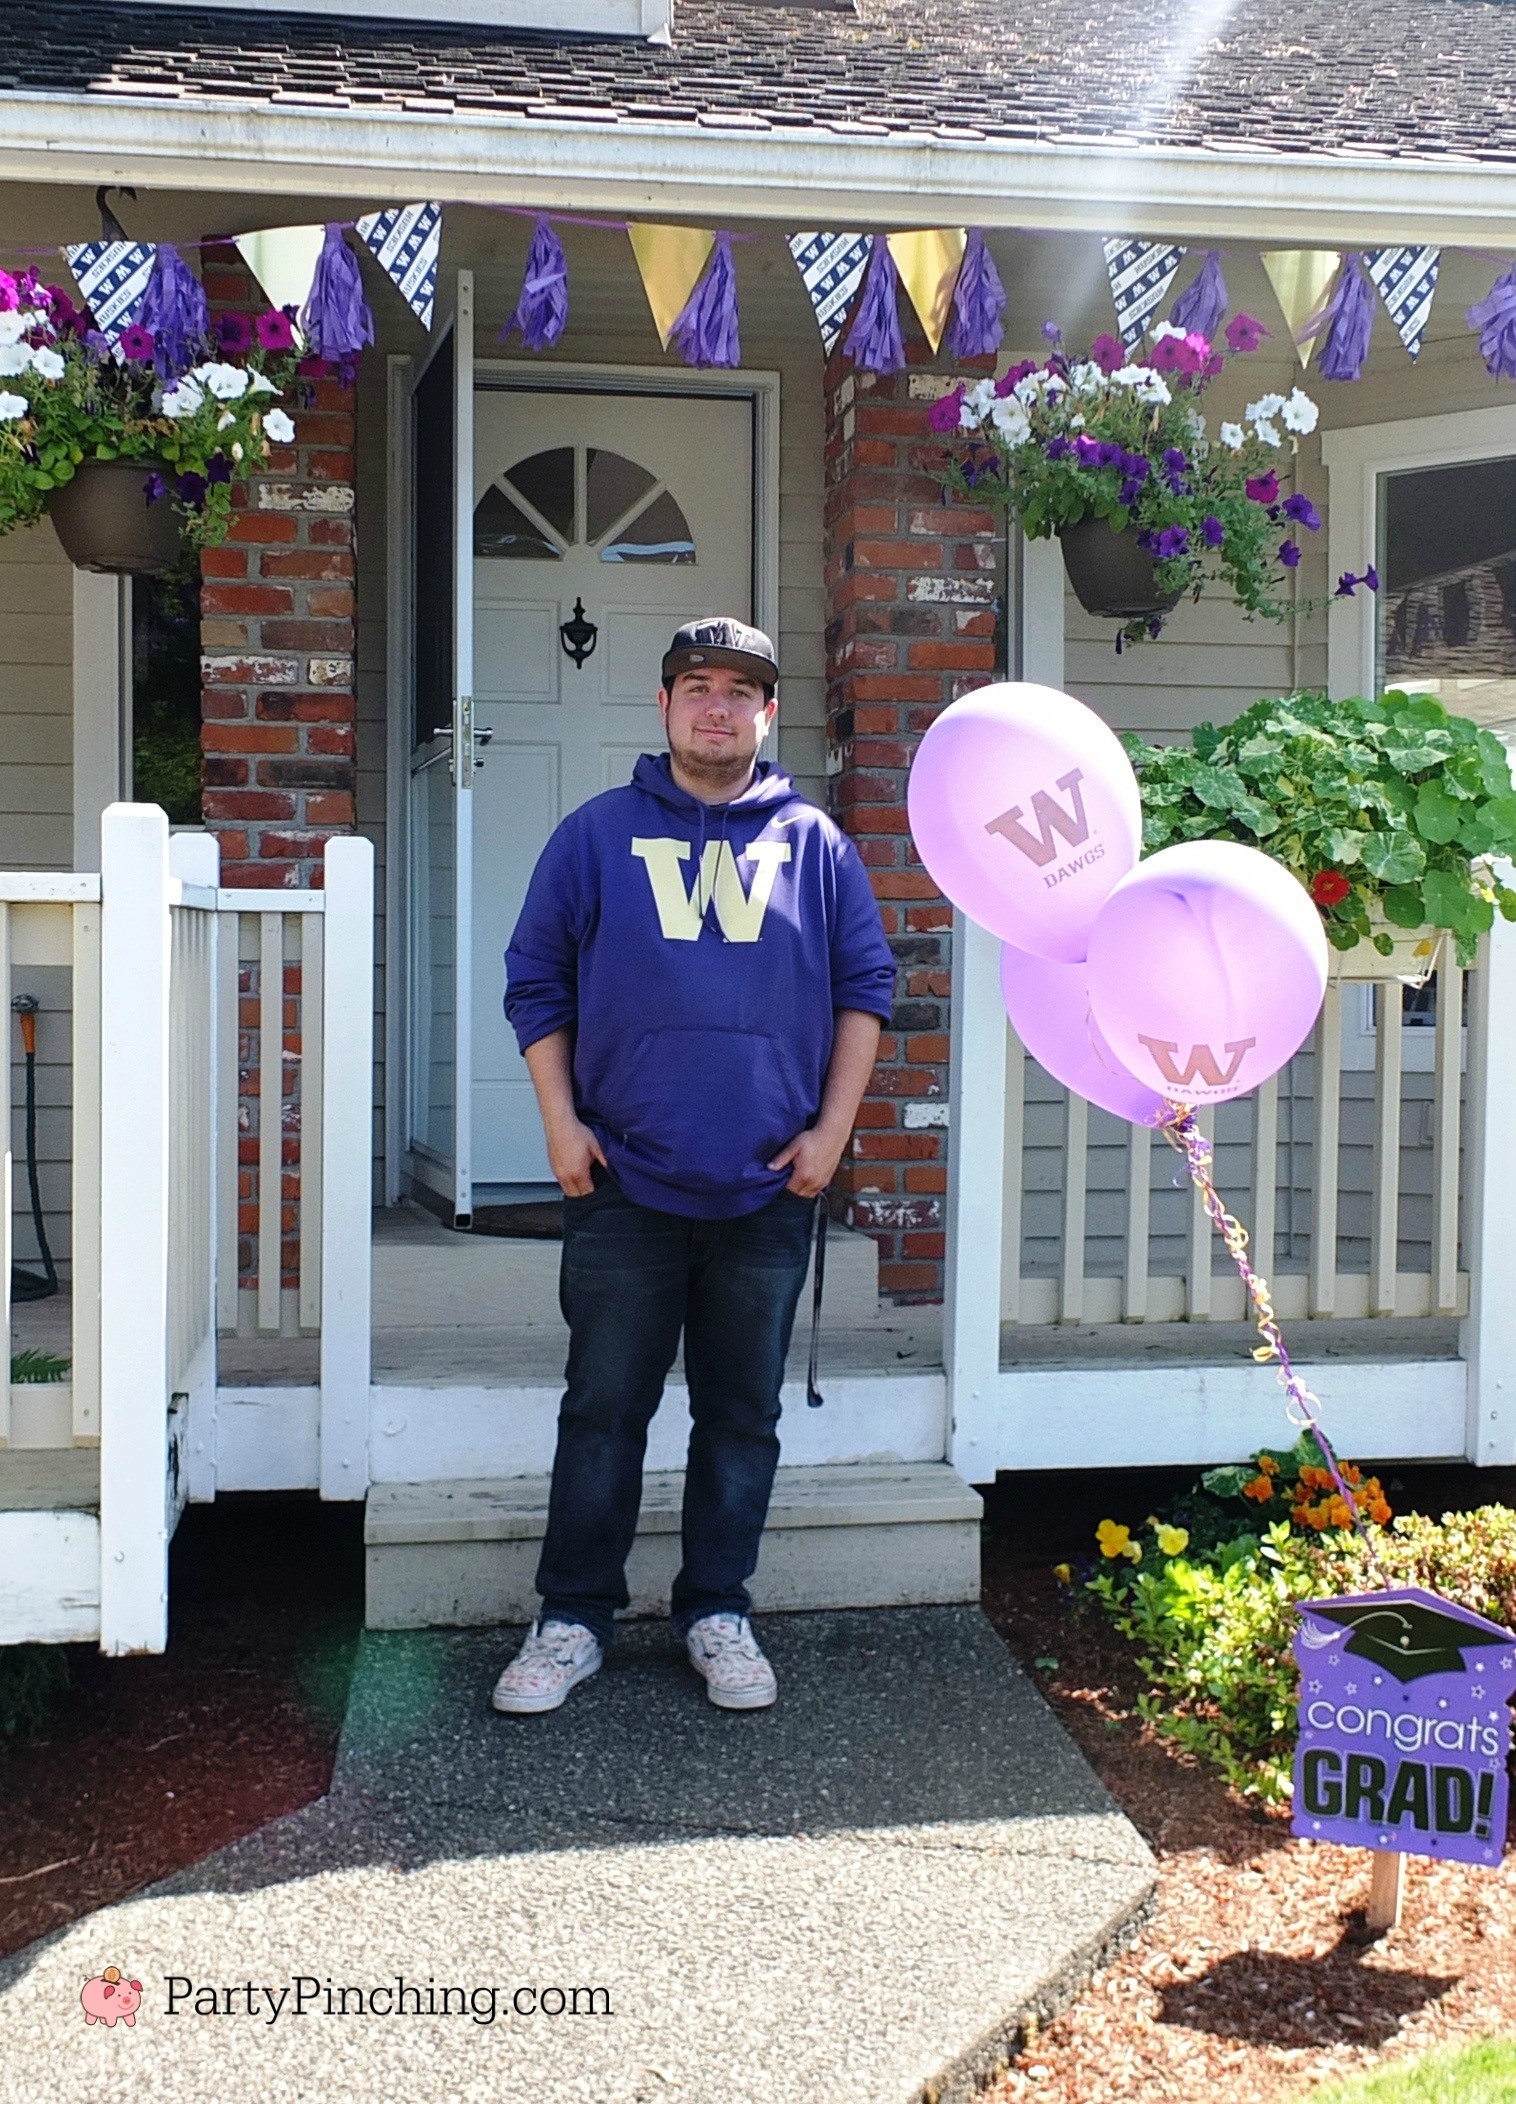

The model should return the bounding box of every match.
[1382,884,1426,929]
[1360,828,1426,885]
[1422,867,1479,932]
[1413,783,1462,844]
[1483,795,1516,853]
[1322,827,1364,867]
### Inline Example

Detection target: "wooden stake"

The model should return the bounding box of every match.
[1366,1849,1405,1934]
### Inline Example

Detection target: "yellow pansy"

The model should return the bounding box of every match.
[1123,1541,1143,1564]
[1052,1562,1072,1585]
[1155,1524,1190,1557]
[1096,1519,1131,1559]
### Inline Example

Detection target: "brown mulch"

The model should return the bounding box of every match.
[0,1494,363,1960]
[977,1464,1516,2103]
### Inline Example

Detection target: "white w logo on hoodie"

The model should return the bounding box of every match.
[630,837,792,942]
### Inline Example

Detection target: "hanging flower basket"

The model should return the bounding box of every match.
[1058,515,1185,622]
[1328,915,1445,987]
[45,457,182,575]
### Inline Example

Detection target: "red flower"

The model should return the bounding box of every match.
[255,307,297,351]
[1310,870,1351,907]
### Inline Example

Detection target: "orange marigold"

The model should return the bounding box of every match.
[1242,1475,1276,1503]
[1257,1454,1280,1476]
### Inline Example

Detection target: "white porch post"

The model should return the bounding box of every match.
[98,803,172,1655]
[1462,893,1516,1466]
[945,534,1064,1481]
[71,573,131,872]
[320,835,375,1499]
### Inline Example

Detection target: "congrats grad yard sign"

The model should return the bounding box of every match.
[1293,1588,1516,1867]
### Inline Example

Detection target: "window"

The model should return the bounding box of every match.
[1378,454,1516,734]
[474,445,695,566]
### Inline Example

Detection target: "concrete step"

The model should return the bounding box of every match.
[364,1460,981,1631]
[371,1201,882,1332]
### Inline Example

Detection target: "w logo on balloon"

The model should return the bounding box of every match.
[983,769,1090,868]
[1137,1035,1257,1091]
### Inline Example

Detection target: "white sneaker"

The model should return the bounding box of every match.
[491,1618,603,1714]
[684,1613,777,1710]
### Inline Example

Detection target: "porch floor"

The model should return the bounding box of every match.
[0,1606,1154,2104]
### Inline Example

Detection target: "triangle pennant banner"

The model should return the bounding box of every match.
[355,202,444,331]
[1102,237,1186,351]
[886,229,967,356]
[63,239,156,346]
[234,225,326,326]
[1365,246,1441,362]
[1262,249,1342,367]
[789,231,873,354]
[627,225,716,349]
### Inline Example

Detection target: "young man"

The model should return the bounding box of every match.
[493,617,895,1715]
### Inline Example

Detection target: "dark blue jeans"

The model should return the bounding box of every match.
[534,1168,815,1650]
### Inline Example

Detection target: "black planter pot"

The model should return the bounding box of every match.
[1057,515,1185,622]
[46,458,182,576]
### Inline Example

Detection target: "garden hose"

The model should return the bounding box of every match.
[10,995,57,1303]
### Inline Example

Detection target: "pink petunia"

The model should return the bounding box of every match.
[255,308,297,351]
[217,312,254,355]
[0,270,17,314]
[1225,312,1272,354]
[926,385,965,433]
[1088,333,1125,374]
[118,324,157,363]
[1245,470,1280,504]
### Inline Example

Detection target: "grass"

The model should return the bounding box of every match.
[1304,2040,1516,2101]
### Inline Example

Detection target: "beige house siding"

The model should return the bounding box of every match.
[0,520,72,870]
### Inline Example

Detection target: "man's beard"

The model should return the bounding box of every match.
[671,735,757,793]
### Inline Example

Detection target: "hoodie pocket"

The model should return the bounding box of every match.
[608,1028,810,1195]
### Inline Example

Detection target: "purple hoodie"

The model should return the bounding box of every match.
[504,752,896,1218]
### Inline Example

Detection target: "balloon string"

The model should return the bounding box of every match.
[1158,1101,1388,1582]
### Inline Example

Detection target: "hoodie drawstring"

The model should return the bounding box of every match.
[806,1198,827,1407]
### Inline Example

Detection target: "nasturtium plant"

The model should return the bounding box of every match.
[1124,689,1516,965]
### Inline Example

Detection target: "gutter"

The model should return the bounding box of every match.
[2,88,1516,246]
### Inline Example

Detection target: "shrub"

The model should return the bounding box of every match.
[0,1642,73,1741]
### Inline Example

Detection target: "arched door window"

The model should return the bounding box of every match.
[474,444,696,564]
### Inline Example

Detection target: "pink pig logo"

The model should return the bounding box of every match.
[81,1966,143,2027]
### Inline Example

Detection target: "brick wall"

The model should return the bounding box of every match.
[198,245,358,891]
[824,354,999,1301]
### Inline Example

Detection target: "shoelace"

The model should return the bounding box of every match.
[527,1622,592,1669]
[696,1617,759,1659]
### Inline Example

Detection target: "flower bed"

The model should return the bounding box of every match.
[1124,689,1516,965]
[928,314,1374,644]
[0,263,301,553]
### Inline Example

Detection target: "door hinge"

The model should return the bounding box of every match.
[453,693,474,787]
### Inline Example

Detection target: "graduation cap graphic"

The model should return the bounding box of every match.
[1300,1590,1515,1684]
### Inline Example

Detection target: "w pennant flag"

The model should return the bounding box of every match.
[64,239,156,348]
[1102,237,1186,351]
[789,231,873,354]
[1365,246,1441,361]
[355,202,443,331]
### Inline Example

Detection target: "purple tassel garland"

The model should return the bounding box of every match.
[1170,249,1227,342]
[946,230,1007,360]
[669,230,741,369]
[1468,261,1516,382]
[504,217,570,354]
[135,244,210,380]
[843,238,905,375]
[300,224,375,365]
[1306,252,1374,382]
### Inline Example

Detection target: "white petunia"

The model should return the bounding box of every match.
[1131,373,1173,406]
[1246,393,1286,423]
[161,375,205,419]
[0,343,32,377]
[1280,387,1319,435]
[1218,421,1246,450]
[1070,414,1086,429]
[30,347,64,381]
[0,312,26,348]
[263,406,296,444]
[988,397,1032,445]
[217,410,236,430]
[246,371,279,395]
[200,361,250,401]
[1150,320,1186,342]
[1067,361,1104,397]
[962,378,996,425]
[1252,417,1282,448]
[0,391,28,421]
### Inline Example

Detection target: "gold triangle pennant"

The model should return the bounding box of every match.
[627,224,716,349]
[885,229,968,355]
[1261,250,1342,368]
[234,225,326,324]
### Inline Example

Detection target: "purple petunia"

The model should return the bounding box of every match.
[217,312,254,355]
[1155,525,1190,560]
[1202,514,1225,547]
[1225,312,1272,353]
[256,308,297,352]
[141,471,167,507]
[1336,565,1381,596]
[1118,477,1146,507]
[1279,539,1302,569]
[1282,492,1322,531]
[207,452,233,486]
[995,358,1037,398]
[1042,320,1062,343]
[177,470,208,510]
[1089,333,1125,373]
[119,324,156,363]
[1245,470,1280,505]
[1072,434,1103,467]
[1045,435,1073,461]
[1162,445,1189,494]
[927,385,965,433]
[1364,565,1379,591]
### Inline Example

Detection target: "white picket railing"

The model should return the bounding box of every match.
[2,805,373,1653]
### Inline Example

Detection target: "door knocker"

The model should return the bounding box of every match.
[559,597,598,669]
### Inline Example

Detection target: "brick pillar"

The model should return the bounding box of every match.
[198,246,358,890]
[824,355,998,1302]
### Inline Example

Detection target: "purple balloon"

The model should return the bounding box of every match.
[907,682,1142,963]
[1087,841,1329,1106]
[1000,943,1167,1125]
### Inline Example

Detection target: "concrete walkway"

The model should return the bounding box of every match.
[0,1608,1154,2104]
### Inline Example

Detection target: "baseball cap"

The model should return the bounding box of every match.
[661,617,778,690]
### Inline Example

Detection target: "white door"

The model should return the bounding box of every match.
[470,388,753,1190]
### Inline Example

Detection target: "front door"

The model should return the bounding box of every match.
[469,387,754,1191]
